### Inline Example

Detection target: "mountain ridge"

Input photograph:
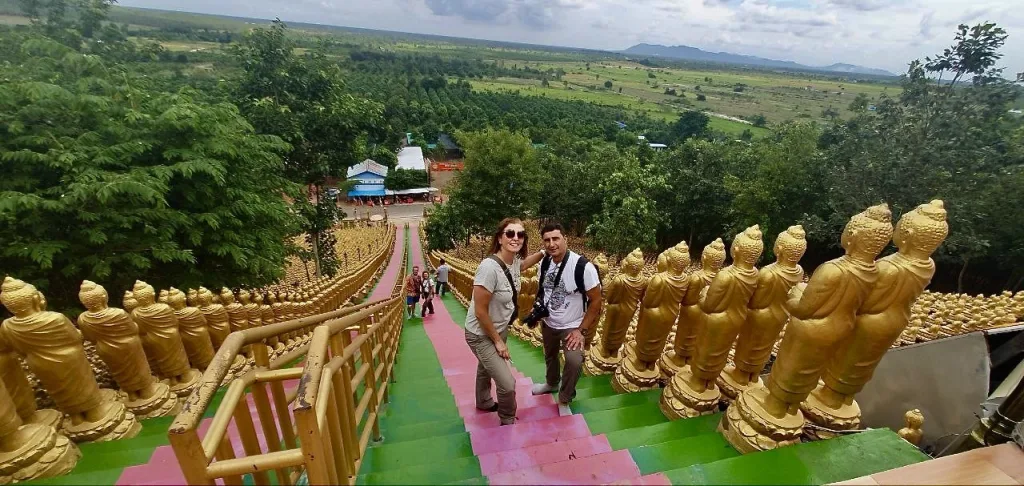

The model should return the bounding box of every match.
[623,43,895,77]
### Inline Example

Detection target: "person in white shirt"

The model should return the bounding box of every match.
[529,223,603,412]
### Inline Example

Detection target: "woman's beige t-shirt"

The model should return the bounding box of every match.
[465,256,521,336]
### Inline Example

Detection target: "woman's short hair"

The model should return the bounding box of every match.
[489,217,529,259]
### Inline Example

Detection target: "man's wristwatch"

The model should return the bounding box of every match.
[579,327,591,338]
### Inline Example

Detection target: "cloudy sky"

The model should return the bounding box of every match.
[119,0,1024,75]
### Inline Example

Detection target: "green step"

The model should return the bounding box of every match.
[358,455,481,485]
[443,476,488,485]
[582,400,670,435]
[379,405,462,427]
[564,381,616,400]
[664,428,928,485]
[570,387,661,414]
[629,433,740,475]
[360,428,472,473]
[387,379,452,396]
[379,418,466,444]
[605,413,723,450]
[384,395,457,413]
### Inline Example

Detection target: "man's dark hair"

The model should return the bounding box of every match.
[540,222,564,238]
[440,258,446,265]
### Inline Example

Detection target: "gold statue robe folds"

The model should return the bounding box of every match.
[132,304,193,379]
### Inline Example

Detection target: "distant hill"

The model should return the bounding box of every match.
[623,43,895,77]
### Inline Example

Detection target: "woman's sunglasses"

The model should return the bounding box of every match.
[504,230,527,240]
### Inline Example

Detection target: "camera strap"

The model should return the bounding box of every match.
[487,255,519,327]
[541,255,570,308]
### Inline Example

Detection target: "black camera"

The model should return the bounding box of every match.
[522,300,549,328]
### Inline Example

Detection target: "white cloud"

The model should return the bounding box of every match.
[117,0,1024,75]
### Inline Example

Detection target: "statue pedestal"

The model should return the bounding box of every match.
[657,350,687,383]
[719,386,803,454]
[660,366,721,420]
[62,400,141,443]
[0,424,80,483]
[119,383,181,419]
[24,409,63,431]
[799,385,862,440]
[528,327,542,347]
[716,365,763,402]
[612,357,659,394]
[584,344,621,376]
[166,369,201,398]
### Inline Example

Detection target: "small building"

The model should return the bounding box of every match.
[648,143,668,151]
[426,133,463,161]
[346,159,388,198]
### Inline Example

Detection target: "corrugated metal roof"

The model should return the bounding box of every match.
[396,147,426,171]
[347,159,388,178]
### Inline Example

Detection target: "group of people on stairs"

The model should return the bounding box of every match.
[404,260,450,318]
[462,219,603,426]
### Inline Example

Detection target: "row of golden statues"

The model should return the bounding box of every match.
[436,201,968,454]
[0,225,394,483]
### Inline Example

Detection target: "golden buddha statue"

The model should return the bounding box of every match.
[222,288,248,333]
[659,238,726,380]
[157,289,169,304]
[0,376,80,482]
[662,226,762,419]
[613,244,690,393]
[803,201,947,438]
[197,287,230,349]
[718,226,806,402]
[593,253,609,285]
[258,293,285,356]
[122,291,137,313]
[898,409,924,446]
[131,281,201,398]
[77,281,179,419]
[720,204,892,454]
[239,290,263,332]
[186,288,199,307]
[167,288,215,370]
[1,278,141,443]
[0,337,62,430]
[585,249,647,375]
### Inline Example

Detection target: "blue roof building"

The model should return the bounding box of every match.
[346,159,388,197]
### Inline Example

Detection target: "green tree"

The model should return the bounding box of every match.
[669,111,710,144]
[588,154,668,256]
[604,80,613,89]
[385,168,429,191]
[848,93,870,113]
[0,36,300,311]
[233,20,387,277]
[448,129,546,235]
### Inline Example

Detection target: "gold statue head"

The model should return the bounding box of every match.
[894,200,948,259]
[278,291,288,302]
[254,292,265,305]
[123,291,138,312]
[267,292,278,304]
[622,248,645,277]
[841,204,893,261]
[79,280,110,311]
[167,288,186,310]
[657,249,671,273]
[731,225,764,269]
[1,277,43,316]
[158,289,169,304]
[667,243,691,274]
[904,409,924,428]
[238,289,251,305]
[775,225,808,266]
[197,287,213,307]
[133,281,157,306]
[701,238,727,273]
[187,288,199,306]
[219,287,236,305]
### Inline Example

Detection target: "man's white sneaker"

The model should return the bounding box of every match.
[558,403,573,416]
[531,383,555,395]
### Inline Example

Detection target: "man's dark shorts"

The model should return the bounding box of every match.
[406,295,420,305]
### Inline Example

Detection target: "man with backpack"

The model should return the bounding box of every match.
[529,222,603,413]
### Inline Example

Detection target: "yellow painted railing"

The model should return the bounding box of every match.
[167,226,398,485]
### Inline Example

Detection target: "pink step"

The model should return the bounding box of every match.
[478,435,614,476]
[487,449,640,485]
[462,403,560,431]
[454,386,555,409]
[117,447,184,485]
[607,473,673,485]
[470,415,592,455]
[448,376,534,393]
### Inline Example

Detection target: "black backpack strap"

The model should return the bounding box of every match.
[536,255,552,302]
[574,255,590,309]
[487,255,519,327]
